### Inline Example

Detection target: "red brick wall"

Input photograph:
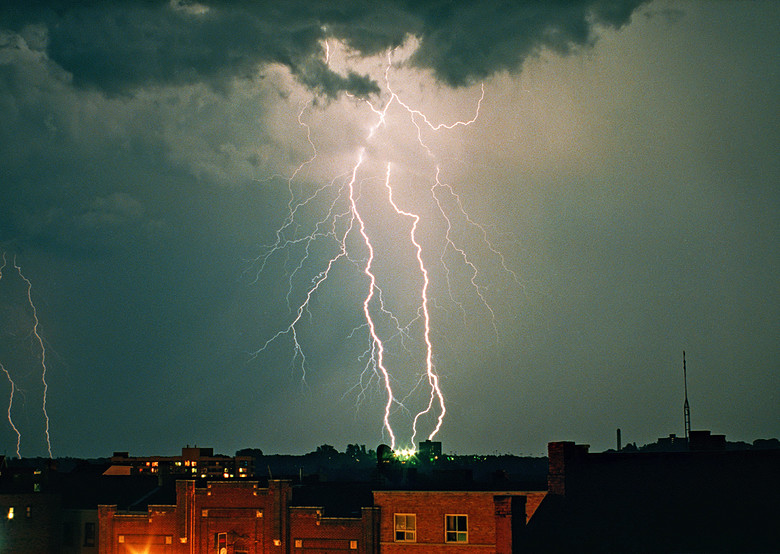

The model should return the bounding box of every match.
[290,507,365,553]
[373,490,530,553]
[99,480,292,554]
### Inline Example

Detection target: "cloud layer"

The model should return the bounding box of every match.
[3,0,647,96]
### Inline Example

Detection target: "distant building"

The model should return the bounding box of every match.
[104,446,253,479]
[416,440,441,463]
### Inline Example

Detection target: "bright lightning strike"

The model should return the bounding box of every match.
[251,47,520,452]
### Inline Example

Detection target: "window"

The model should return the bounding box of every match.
[84,522,96,547]
[445,514,468,543]
[394,513,416,542]
[349,540,358,549]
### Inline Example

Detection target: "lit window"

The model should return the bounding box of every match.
[394,514,416,542]
[445,514,467,543]
[295,539,303,548]
[7,507,14,520]
[350,540,358,549]
[26,506,31,518]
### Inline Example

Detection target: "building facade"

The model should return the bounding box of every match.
[372,490,545,554]
[97,479,542,553]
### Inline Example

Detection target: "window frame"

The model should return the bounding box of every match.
[83,521,96,547]
[394,513,417,542]
[445,514,468,543]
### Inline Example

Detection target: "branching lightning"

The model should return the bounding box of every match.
[0,250,53,458]
[251,47,519,452]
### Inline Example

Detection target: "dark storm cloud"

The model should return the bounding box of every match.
[2,0,647,96]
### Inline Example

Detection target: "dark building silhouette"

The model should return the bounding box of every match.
[1,437,778,552]
[523,440,780,552]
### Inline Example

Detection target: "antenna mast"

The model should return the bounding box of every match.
[683,351,691,441]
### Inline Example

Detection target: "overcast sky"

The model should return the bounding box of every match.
[0,0,777,458]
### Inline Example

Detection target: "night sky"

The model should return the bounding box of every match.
[0,1,777,459]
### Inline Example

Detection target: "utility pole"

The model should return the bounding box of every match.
[683,351,691,442]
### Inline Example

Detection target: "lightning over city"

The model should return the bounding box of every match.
[1,0,777,461]
[250,46,518,453]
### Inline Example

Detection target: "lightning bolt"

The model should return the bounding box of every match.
[382,164,444,445]
[1,251,54,458]
[0,363,21,459]
[14,256,53,458]
[251,46,520,452]
[0,251,22,458]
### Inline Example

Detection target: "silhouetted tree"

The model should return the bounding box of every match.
[236,448,263,457]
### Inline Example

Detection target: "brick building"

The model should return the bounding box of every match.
[99,480,291,553]
[372,490,546,553]
[97,479,543,553]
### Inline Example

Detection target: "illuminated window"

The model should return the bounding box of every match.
[26,506,31,518]
[294,539,303,548]
[350,540,358,549]
[7,507,14,520]
[394,514,416,542]
[445,515,467,543]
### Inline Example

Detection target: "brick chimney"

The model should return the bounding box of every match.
[547,441,589,496]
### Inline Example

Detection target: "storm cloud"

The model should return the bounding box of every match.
[2,0,647,96]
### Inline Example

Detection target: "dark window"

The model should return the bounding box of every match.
[446,514,468,543]
[84,522,96,547]
[394,513,416,542]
